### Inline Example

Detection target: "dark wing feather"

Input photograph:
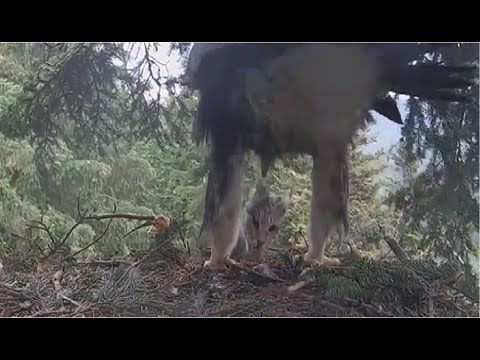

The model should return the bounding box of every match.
[372,95,403,124]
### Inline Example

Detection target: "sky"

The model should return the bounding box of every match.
[364,101,405,154]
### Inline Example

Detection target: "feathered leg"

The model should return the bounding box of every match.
[304,150,346,267]
[336,157,352,254]
[201,149,245,270]
[230,225,249,261]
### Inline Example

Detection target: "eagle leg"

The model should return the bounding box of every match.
[202,149,245,271]
[303,151,345,268]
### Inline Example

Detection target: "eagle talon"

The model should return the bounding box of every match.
[203,257,238,271]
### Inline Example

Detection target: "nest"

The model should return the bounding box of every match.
[1,231,478,317]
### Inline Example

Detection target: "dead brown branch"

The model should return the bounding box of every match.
[24,193,171,263]
[377,223,409,261]
[121,221,151,239]
[30,309,68,317]
[0,283,33,302]
[384,236,409,261]
[84,213,155,221]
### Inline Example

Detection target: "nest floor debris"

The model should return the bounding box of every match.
[1,241,478,317]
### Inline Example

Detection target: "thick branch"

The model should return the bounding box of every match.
[384,236,409,261]
[377,222,410,261]
[84,213,155,221]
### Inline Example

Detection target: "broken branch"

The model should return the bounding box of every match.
[84,213,155,221]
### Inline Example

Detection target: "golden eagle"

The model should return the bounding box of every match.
[185,43,477,270]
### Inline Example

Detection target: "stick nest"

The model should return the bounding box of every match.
[1,235,478,317]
